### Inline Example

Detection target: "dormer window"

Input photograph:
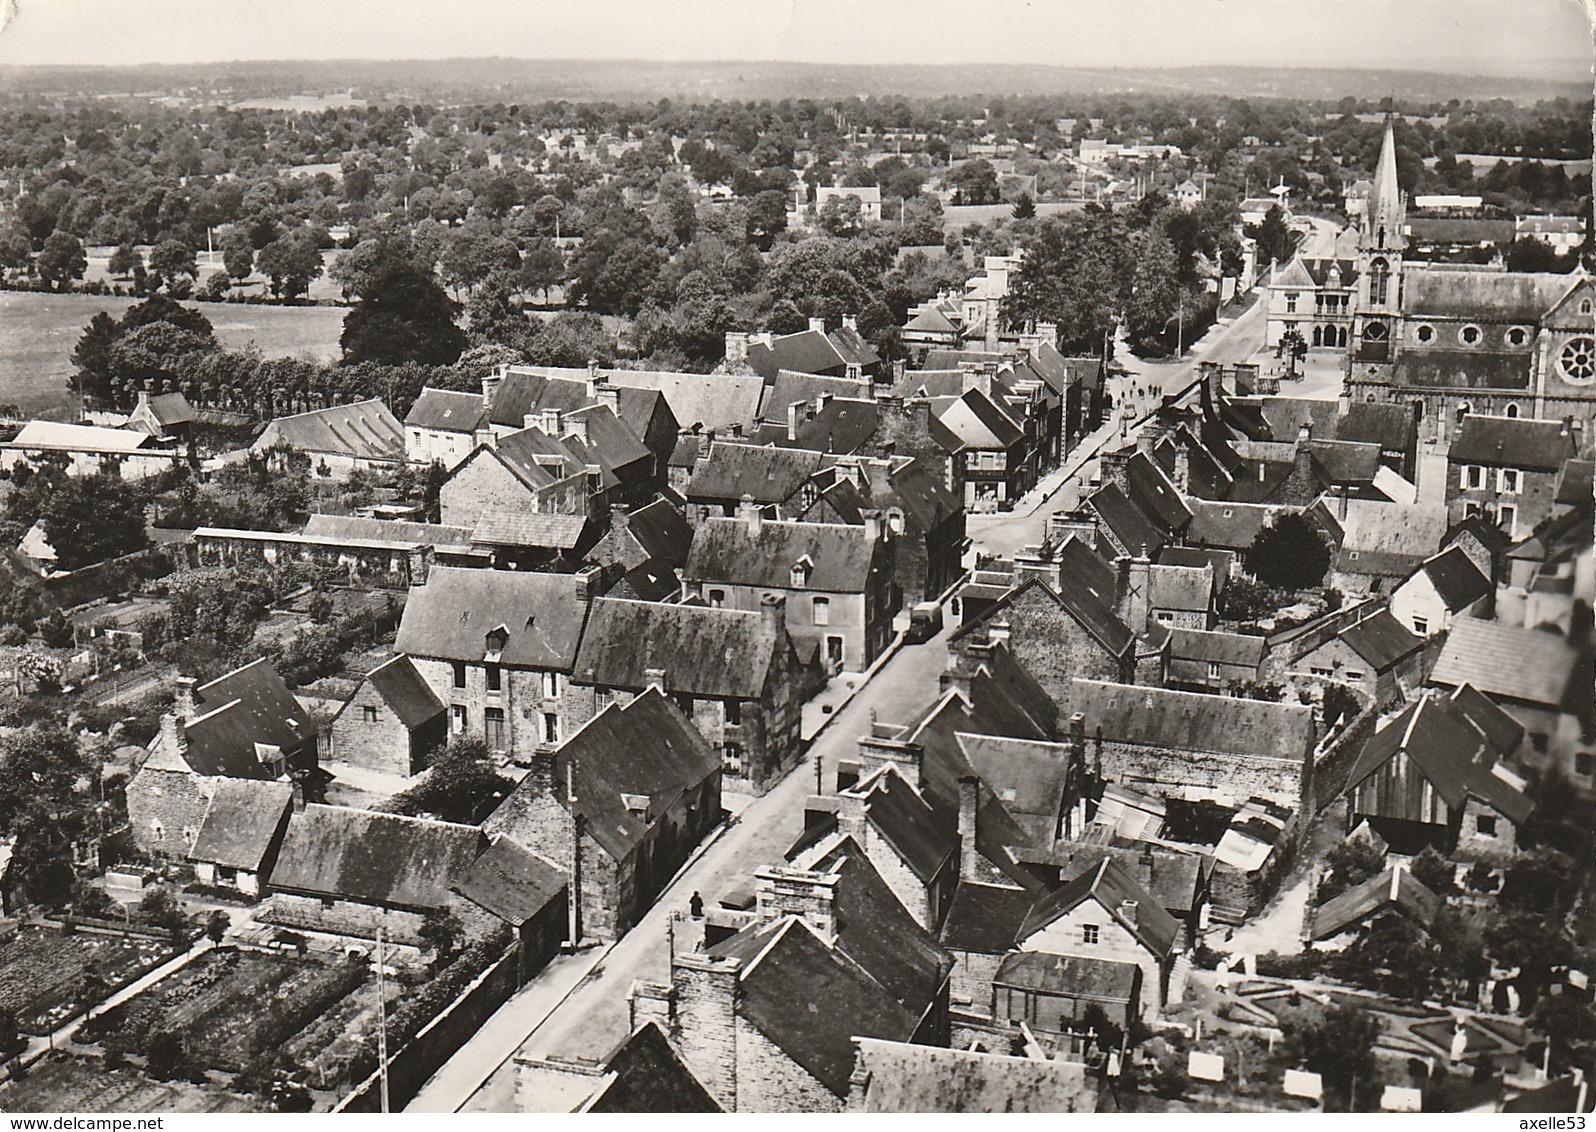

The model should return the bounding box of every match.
[790,556,813,588]
[485,626,509,659]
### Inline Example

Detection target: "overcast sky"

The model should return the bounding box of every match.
[0,0,1590,76]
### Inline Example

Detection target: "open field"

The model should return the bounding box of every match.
[80,946,365,1073]
[0,1052,257,1113]
[0,926,175,1035]
[0,291,347,419]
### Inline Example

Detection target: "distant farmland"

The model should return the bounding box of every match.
[0,292,347,419]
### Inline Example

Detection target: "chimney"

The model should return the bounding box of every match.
[1099,446,1133,495]
[787,401,802,442]
[1298,423,1311,443]
[474,426,497,450]
[1115,554,1152,632]
[891,359,906,384]
[644,667,668,692]
[861,508,882,545]
[808,317,827,335]
[841,313,857,332]
[737,493,762,536]
[609,501,629,533]
[669,952,741,1110]
[563,415,589,446]
[585,358,600,396]
[629,980,675,1037]
[289,774,306,812]
[1173,444,1191,494]
[1337,386,1350,415]
[594,382,620,412]
[482,364,505,407]
[407,545,434,585]
[136,391,151,413]
[958,775,981,881]
[159,711,189,762]
[1120,899,1139,928]
[573,564,603,604]
[724,331,750,371]
[175,675,197,721]
[759,591,786,633]
[855,735,923,789]
[1561,415,1573,438]
[755,865,839,942]
[539,407,563,436]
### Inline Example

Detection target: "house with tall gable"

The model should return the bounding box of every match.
[485,364,679,480]
[394,566,602,757]
[484,689,722,939]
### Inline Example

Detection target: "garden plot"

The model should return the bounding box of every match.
[0,926,175,1035]
[79,946,365,1073]
[0,1052,257,1113]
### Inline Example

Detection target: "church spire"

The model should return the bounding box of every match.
[1367,115,1404,240]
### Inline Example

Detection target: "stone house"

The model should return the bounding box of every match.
[394,566,600,759]
[629,837,949,1113]
[438,430,594,529]
[251,399,407,477]
[583,499,695,602]
[264,804,491,944]
[127,391,196,448]
[484,690,722,939]
[186,778,295,898]
[934,387,1030,512]
[1345,691,1535,862]
[404,387,488,468]
[1388,545,1492,636]
[684,509,897,673]
[1167,628,1267,693]
[1320,498,1451,595]
[565,596,805,795]
[1446,415,1580,541]
[682,441,826,522]
[324,654,448,778]
[484,366,679,485]
[515,1022,722,1112]
[449,835,570,981]
[1292,608,1426,708]
[1066,679,1316,811]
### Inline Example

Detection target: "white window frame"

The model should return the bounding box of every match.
[1497,467,1520,495]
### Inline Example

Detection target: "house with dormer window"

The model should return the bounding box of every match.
[684,504,897,672]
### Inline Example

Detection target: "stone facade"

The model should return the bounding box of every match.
[1021,899,1166,1018]
[126,766,214,859]
[326,680,447,778]
[439,446,590,528]
[410,658,567,759]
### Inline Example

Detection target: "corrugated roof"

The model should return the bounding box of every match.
[268,804,485,911]
[361,654,445,729]
[188,778,293,871]
[395,566,591,669]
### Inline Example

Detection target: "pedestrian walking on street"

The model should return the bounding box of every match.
[689,891,704,919]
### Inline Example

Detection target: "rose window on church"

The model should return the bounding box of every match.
[1560,337,1595,384]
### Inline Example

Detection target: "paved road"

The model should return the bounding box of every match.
[420,628,953,1112]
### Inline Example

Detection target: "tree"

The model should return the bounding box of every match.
[1279,1003,1381,1110]
[205,909,230,944]
[1123,229,1181,348]
[419,909,465,967]
[148,240,198,291]
[36,473,150,572]
[1245,513,1330,589]
[108,242,142,279]
[255,229,323,300]
[746,189,789,250]
[339,241,465,366]
[143,1029,189,1080]
[216,228,252,282]
[1408,846,1457,895]
[817,194,866,237]
[1316,838,1385,905]
[465,271,532,348]
[1004,212,1130,354]
[71,311,122,401]
[386,734,511,823]
[945,159,1000,205]
[35,230,87,290]
[1012,192,1037,219]
[1248,204,1294,268]
[517,238,565,303]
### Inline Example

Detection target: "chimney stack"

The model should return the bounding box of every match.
[737,493,762,536]
[175,675,197,721]
[787,401,802,442]
[586,358,600,395]
[841,313,857,332]
[644,667,668,692]
[1115,555,1152,633]
[755,864,839,942]
[669,952,742,1109]
[1120,899,1139,928]
[573,564,603,604]
[407,545,433,586]
[861,508,883,545]
[759,591,786,634]
[724,331,751,372]
[958,775,981,881]
[482,364,505,408]
[808,317,827,335]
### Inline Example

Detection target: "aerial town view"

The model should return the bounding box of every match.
[0,0,1588,1118]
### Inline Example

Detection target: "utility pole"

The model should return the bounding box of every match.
[376,925,390,1114]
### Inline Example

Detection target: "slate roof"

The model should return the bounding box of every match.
[939,881,1035,954]
[1185,500,1277,550]
[450,836,564,926]
[1556,459,1593,507]
[182,660,316,778]
[140,392,196,427]
[1401,267,1575,322]
[936,388,1023,449]
[1346,695,1534,824]
[952,562,1133,660]
[1393,349,1535,393]
[993,951,1141,1003]
[755,397,880,454]
[954,732,1075,847]
[852,768,955,884]
[1170,627,1266,668]
[487,369,667,443]
[903,305,959,335]
[1337,610,1424,670]
[405,387,487,433]
[470,510,592,550]
[1412,545,1492,610]
[1308,866,1442,941]
[1338,400,1417,452]
[1025,843,1206,916]
[605,499,693,567]
[395,567,591,669]
[1089,482,1166,557]
[1149,564,1213,613]
[712,917,920,1097]
[1019,857,1180,959]
[1335,500,1449,570]
[187,778,293,871]
[361,654,445,729]
[585,1022,723,1113]
[464,430,581,493]
[302,514,474,548]
[683,441,825,504]
[685,517,877,593]
[850,1037,1094,1114]
[746,330,847,380]
[572,597,780,700]
[605,370,763,433]
[1127,452,1193,533]
[1260,398,1340,444]
[1450,415,1578,472]
[268,804,486,911]
[1450,682,1526,754]
[1304,439,1382,485]
[502,690,719,861]
[1428,617,1580,709]
[1067,678,1315,763]
[254,399,405,461]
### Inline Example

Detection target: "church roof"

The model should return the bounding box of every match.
[1367,116,1405,238]
[1401,268,1575,323]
